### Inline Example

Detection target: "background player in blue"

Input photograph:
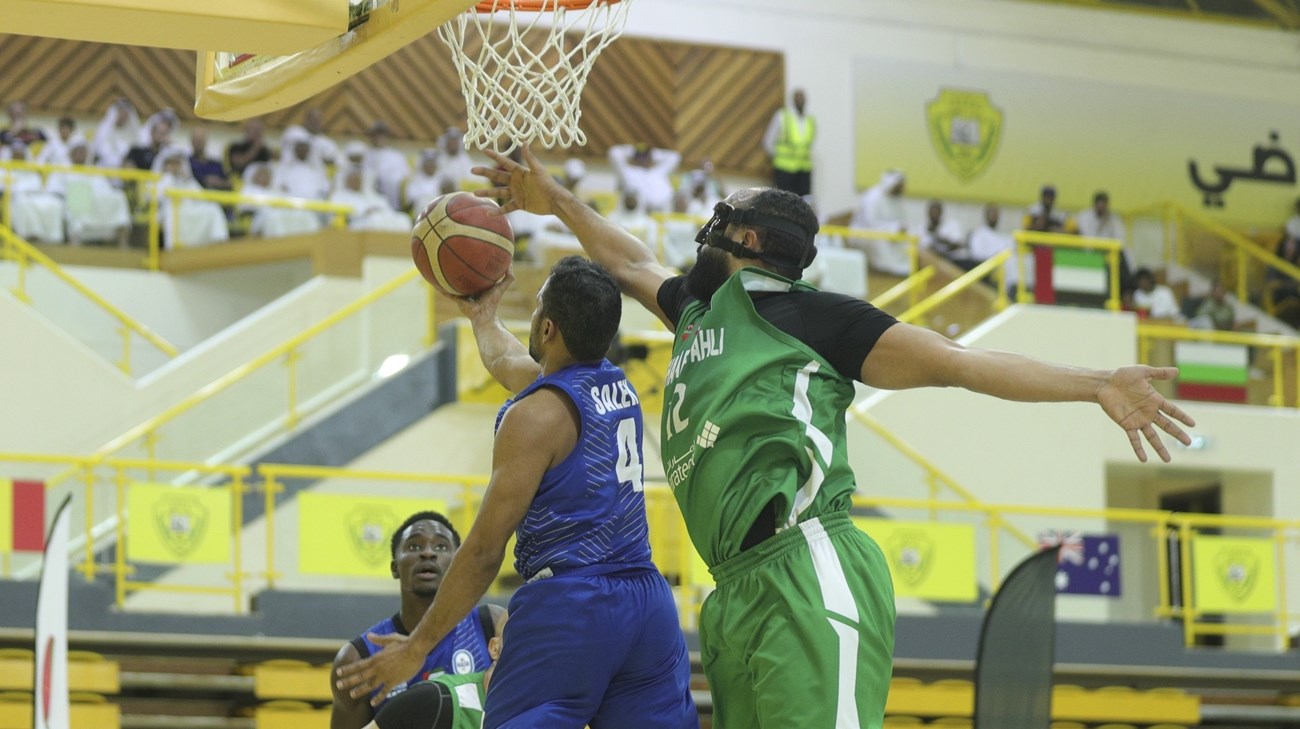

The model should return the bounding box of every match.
[337,257,697,729]
[331,511,504,729]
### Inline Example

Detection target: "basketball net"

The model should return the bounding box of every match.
[438,0,632,152]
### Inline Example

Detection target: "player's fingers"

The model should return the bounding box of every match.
[369,632,404,647]
[481,149,512,168]
[369,686,388,707]
[1143,424,1171,463]
[1126,428,1148,464]
[520,142,541,169]
[1161,400,1196,428]
[1154,412,1193,446]
[1147,366,1180,382]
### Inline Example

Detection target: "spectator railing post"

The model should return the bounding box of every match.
[1155,514,1173,619]
[146,182,161,270]
[170,191,183,250]
[425,282,438,347]
[80,462,97,582]
[994,262,1009,311]
[262,469,281,589]
[2,167,11,230]
[113,462,129,609]
[1178,520,1196,647]
[1106,249,1121,311]
[1015,236,1031,304]
[284,348,301,430]
[1270,348,1284,408]
[230,471,246,613]
[1274,529,1290,648]
[1236,248,1249,303]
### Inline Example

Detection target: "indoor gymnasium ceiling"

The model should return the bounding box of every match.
[1022,0,1300,29]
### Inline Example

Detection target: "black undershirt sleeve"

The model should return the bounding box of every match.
[654,276,898,382]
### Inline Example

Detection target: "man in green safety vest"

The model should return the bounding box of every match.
[763,88,815,197]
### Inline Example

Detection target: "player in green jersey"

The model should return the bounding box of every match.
[472,145,1195,729]
[363,613,506,729]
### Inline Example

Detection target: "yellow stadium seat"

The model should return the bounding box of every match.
[1146,724,1189,729]
[1049,722,1087,729]
[930,718,972,728]
[252,661,331,702]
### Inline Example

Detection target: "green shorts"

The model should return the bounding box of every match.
[701,512,896,729]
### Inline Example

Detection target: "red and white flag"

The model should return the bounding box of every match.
[34,495,71,729]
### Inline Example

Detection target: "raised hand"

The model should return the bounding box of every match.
[451,268,516,322]
[1096,366,1196,463]
[334,632,423,707]
[472,144,561,216]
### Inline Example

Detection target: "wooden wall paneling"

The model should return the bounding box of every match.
[671,44,784,176]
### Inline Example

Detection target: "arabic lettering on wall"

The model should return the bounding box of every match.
[1189,131,1297,208]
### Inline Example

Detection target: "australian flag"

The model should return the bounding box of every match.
[1038,530,1121,597]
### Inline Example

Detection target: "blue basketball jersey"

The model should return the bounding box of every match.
[352,607,493,708]
[496,359,653,580]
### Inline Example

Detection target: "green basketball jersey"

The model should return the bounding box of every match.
[661,268,859,568]
[428,671,486,729]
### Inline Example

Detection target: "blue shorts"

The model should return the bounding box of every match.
[484,563,697,729]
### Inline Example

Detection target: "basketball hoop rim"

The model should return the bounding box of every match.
[472,0,621,12]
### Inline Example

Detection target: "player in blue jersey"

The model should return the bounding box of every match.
[337,257,697,729]
[331,511,505,729]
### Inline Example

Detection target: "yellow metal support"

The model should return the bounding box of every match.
[994,264,1009,311]
[1016,241,1031,304]
[1275,530,1289,647]
[113,465,128,609]
[1155,516,1172,619]
[871,267,936,311]
[425,282,438,348]
[118,324,132,376]
[1105,249,1121,311]
[1271,348,1284,408]
[898,251,1012,325]
[285,348,301,430]
[263,474,280,588]
[80,463,96,582]
[145,181,161,272]
[988,512,1002,594]
[231,472,246,613]
[1179,522,1196,648]
[1236,248,1249,304]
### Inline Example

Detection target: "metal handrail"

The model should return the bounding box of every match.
[1012,230,1124,311]
[1137,323,1300,409]
[159,187,353,253]
[871,266,936,311]
[0,226,179,374]
[822,224,923,279]
[897,251,1011,324]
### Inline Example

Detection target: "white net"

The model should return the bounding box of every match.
[438,0,633,153]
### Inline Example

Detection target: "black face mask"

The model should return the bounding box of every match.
[693,202,819,271]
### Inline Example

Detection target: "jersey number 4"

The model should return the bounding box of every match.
[615,418,645,492]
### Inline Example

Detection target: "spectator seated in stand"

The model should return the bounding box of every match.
[123,114,175,173]
[850,169,912,277]
[659,192,701,270]
[156,149,229,249]
[919,199,965,259]
[237,162,323,239]
[2,141,65,243]
[46,141,131,247]
[1022,184,1076,234]
[364,120,410,210]
[1075,190,1133,290]
[1266,233,1300,327]
[35,117,84,166]
[282,108,339,168]
[607,187,658,250]
[188,127,231,191]
[227,119,273,178]
[1132,267,1182,322]
[92,98,140,171]
[329,166,412,233]
[608,141,680,213]
[967,203,1025,292]
[1189,279,1237,331]
[0,101,48,149]
[276,128,330,202]
[1286,196,1300,242]
[435,126,478,191]
[403,149,448,214]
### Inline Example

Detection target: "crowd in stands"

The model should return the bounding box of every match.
[2,94,1298,330]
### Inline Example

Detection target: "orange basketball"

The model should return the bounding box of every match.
[411,192,515,297]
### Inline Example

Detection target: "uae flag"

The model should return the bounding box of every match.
[1175,341,1250,404]
[1034,248,1109,306]
[0,478,45,553]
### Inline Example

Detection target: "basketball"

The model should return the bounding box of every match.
[411,192,515,297]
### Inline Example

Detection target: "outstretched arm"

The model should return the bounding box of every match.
[336,390,572,704]
[860,323,1196,463]
[474,145,677,329]
[442,270,540,394]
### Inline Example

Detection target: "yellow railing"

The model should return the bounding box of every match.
[1129,200,1300,311]
[0,160,162,269]
[4,452,1294,648]
[871,266,936,311]
[158,187,353,259]
[1137,323,1300,408]
[897,250,1011,325]
[1013,230,1125,311]
[822,224,922,280]
[853,494,1300,648]
[0,226,178,374]
[43,266,437,493]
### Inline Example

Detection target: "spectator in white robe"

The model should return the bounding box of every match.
[607,188,658,249]
[1075,189,1133,290]
[403,149,449,214]
[436,127,478,190]
[363,121,410,209]
[1286,197,1300,241]
[850,169,912,276]
[156,150,229,249]
[967,203,1028,289]
[681,159,724,211]
[238,162,322,239]
[330,166,411,233]
[46,142,131,247]
[36,118,85,166]
[660,192,701,270]
[2,142,65,243]
[608,142,680,213]
[276,128,330,201]
[334,141,378,195]
[92,98,140,170]
[281,108,338,167]
[1132,267,1183,321]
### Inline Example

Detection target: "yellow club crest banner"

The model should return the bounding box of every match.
[298,493,447,577]
[1192,536,1277,614]
[127,483,232,565]
[854,518,978,603]
[855,57,1300,226]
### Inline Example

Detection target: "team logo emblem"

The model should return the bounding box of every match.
[452,649,475,674]
[1216,546,1258,602]
[346,505,399,567]
[152,493,210,559]
[926,88,1003,182]
[886,529,934,587]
